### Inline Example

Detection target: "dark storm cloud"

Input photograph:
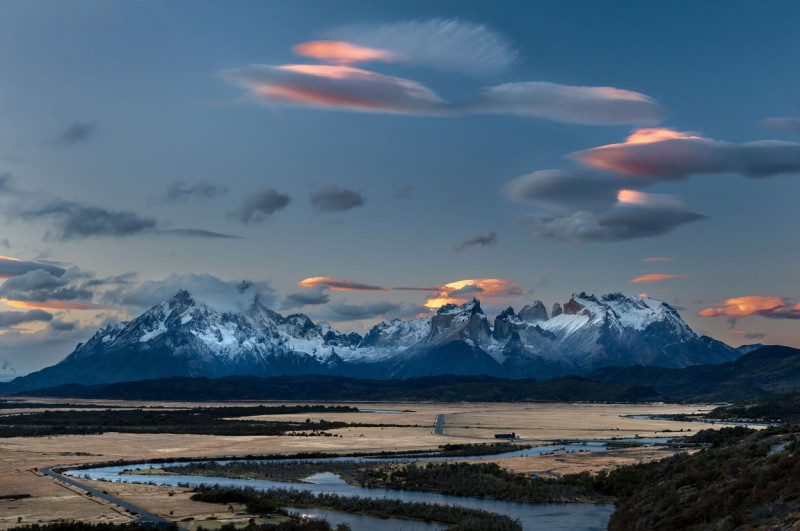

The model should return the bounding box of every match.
[310,184,365,213]
[21,200,157,239]
[453,231,498,252]
[760,117,800,134]
[57,121,96,145]
[282,285,330,309]
[165,181,229,201]
[237,188,291,223]
[329,300,402,320]
[0,309,53,328]
[0,256,67,278]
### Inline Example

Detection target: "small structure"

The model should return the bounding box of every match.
[494,432,516,440]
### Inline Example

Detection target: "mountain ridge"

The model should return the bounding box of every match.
[0,289,749,393]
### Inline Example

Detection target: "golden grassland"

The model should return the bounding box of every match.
[0,399,746,528]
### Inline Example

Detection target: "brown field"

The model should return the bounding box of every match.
[0,399,745,528]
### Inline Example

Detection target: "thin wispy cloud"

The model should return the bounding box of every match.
[760,117,800,134]
[165,181,228,202]
[298,276,388,292]
[464,82,667,125]
[629,273,689,283]
[324,18,517,74]
[453,231,498,252]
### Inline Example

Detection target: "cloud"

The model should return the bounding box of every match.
[310,184,365,213]
[0,269,92,302]
[641,256,674,262]
[395,184,413,198]
[424,279,523,309]
[329,300,403,320]
[760,117,800,134]
[20,200,157,239]
[731,331,767,340]
[699,296,800,319]
[49,320,77,331]
[236,188,291,223]
[465,82,666,125]
[629,273,689,283]
[298,276,388,292]
[325,18,517,74]
[453,231,498,252]
[0,256,67,278]
[503,169,624,214]
[521,191,704,243]
[0,309,53,328]
[159,229,242,239]
[220,64,447,114]
[57,121,96,145]
[282,285,330,309]
[573,128,800,178]
[112,273,274,314]
[165,181,228,202]
[293,41,395,64]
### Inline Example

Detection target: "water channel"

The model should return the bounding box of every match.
[69,442,628,530]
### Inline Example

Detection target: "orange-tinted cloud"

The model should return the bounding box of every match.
[629,274,689,283]
[298,277,389,292]
[699,296,800,319]
[221,64,446,114]
[293,40,395,64]
[424,279,523,309]
[573,128,800,178]
[1,299,100,310]
[641,256,674,262]
[638,293,649,298]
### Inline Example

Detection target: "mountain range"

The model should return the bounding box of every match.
[1,289,751,393]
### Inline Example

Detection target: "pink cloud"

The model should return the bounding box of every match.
[629,274,689,284]
[293,40,396,64]
[699,296,800,319]
[573,128,800,178]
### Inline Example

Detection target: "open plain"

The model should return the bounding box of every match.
[0,399,743,528]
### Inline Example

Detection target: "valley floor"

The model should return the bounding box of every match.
[0,399,745,529]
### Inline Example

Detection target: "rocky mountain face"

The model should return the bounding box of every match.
[1,290,748,392]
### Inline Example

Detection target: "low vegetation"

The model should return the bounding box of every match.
[0,404,366,437]
[191,485,522,531]
[706,391,800,424]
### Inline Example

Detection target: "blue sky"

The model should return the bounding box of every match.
[1,1,799,376]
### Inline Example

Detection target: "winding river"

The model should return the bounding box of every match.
[69,442,624,530]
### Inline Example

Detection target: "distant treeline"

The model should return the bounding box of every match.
[0,404,360,438]
[11,373,659,403]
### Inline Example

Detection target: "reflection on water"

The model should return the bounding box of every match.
[284,506,445,531]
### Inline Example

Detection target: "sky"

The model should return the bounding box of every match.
[1,1,799,377]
